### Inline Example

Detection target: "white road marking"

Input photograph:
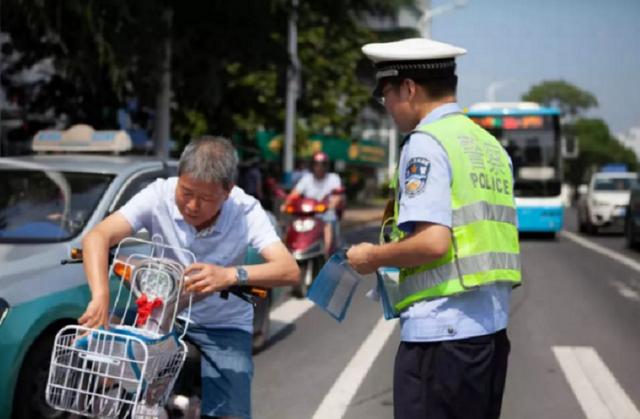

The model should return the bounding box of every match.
[560,231,640,274]
[312,317,397,419]
[553,346,640,419]
[268,298,314,338]
[612,280,640,301]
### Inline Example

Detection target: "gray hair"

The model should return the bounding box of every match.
[178,135,238,190]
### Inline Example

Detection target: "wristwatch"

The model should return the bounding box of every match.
[235,266,249,286]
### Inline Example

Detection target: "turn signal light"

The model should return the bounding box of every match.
[286,205,295,214]
[113,261,133,281]
[70,248,83,260]
[314,204,327,213]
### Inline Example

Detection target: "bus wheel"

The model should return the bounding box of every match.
[13,333,75,419]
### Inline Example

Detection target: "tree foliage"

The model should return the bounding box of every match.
[522,80,598,119]
[521,80,636,184]
[2,0,411,149]
[565,118,637,184]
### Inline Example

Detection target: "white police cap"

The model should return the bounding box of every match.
[362,38,466,96]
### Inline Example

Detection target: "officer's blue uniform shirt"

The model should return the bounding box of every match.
[119,178,280,333]
[397,102,512,342]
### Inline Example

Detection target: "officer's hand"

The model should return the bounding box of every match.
[78,295,110,329]
[184,263,236,294]
[347,243,377,275]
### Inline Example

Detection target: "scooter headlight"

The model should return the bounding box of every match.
[293,219,316,232]
[131,259,182,301]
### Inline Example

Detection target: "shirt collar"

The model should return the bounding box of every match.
[417,102,462,126]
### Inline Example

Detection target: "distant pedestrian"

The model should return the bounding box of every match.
[239,157,264,202]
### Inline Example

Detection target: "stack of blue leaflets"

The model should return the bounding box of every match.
[307,250,362,322]
[375,267,400,320]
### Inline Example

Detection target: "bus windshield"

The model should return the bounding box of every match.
[469,113,561,197]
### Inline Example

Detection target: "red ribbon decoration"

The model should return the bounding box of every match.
[135,293,163,326]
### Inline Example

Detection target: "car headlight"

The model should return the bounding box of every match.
[293,218,316,232]
[0,298,9,327]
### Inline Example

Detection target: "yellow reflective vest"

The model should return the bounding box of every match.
[386,114,522,312]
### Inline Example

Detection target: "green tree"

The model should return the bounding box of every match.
[566,118,637,185]
[521,80,636,184]
[522,80,598,119]
[2,0,410,149]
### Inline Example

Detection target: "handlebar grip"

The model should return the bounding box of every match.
[247,287,268,299]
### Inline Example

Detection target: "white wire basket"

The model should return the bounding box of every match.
[46,236,196,418]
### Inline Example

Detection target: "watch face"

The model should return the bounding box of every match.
[132,260,179,301]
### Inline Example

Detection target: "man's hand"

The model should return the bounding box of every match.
[347,243,378,275]
[78,295,110,329]
[184,262,236,294]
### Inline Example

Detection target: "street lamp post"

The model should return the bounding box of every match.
[418,0,468,39]
[283,0,299,187]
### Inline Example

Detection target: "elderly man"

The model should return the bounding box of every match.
[79,135,300,419]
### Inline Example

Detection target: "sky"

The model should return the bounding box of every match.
[430,0,640,136]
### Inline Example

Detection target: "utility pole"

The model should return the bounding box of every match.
[486,79,513,102]
[283,0,299,187]
[155,7,172,160]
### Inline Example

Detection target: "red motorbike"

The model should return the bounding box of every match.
[284,189,344,297]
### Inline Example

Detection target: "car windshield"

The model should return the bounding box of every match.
[0,169,113,243]
[593,177,634,191]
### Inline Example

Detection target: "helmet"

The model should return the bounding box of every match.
[312,151,329,164]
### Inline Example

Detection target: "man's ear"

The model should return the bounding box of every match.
[224,182,235,198]
[402,79,417,101]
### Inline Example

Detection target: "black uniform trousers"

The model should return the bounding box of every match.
[394,329,510,419]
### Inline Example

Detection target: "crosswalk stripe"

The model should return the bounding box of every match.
[268,298,314,338]
[553,346,640,419]
[312,317,397,419]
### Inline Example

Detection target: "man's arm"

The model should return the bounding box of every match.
[78,212,133,328]
[347,221,450,274]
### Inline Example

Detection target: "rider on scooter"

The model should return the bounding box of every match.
[281,152,344,257]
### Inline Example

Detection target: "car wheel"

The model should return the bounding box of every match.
[13,333,77,419]
[585,214,598,235]
[252,291,272,352]
[625,216,639,249]
[578,219,587,233]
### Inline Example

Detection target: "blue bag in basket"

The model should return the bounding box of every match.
[307,250,362,322]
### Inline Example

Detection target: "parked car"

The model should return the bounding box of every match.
[577,171,636,234]
[0,126,280,418]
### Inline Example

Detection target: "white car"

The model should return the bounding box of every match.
[577,171,636,234]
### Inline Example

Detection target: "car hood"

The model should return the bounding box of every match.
[592,191,630,206]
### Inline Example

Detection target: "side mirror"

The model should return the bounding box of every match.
[577,184,588,195]
[561,136,579,159]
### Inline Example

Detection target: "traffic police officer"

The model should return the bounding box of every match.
[347,38,521,419]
